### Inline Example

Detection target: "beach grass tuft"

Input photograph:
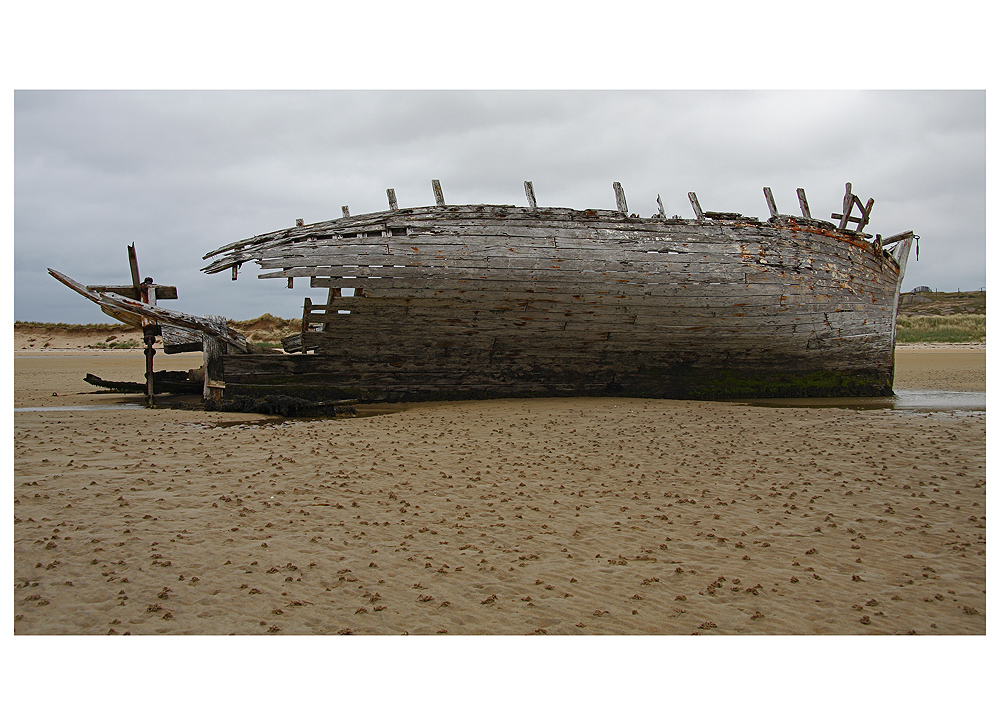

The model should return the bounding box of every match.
[896,313,985,343]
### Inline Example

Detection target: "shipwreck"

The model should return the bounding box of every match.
[51,181,916,405]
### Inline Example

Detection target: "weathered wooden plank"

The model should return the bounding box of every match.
[432,180,445,206]
[688,192,705,220]
[306,279,898,309]
[98,291,248,351]
[303,284,894,311]
[881,230,914,246]
[306,298,889,324]
[304,309,890,339]
[246,326,893,363]
[252,236,893,274]
[203,202,869,264]
[207,211,768,259]
[303,297,892,326]
[298,339,892,377]
[87,284,178,301]
[127,243,142,293]
[857,198,874,232]
[270,260,895,293]
[387,188,398,211]
[254,241,760,268]
[203,331,226,402]
[763,187,778,218]
[837,182,854,230]
[796,188,811,218]
[260,241,894,281]
[162,324,202,354]
[226,344,892,379]
[216,221,874,278]
[614,182,628,214]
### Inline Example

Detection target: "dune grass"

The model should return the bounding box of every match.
[15,321,137,332]
[896,314,985,343]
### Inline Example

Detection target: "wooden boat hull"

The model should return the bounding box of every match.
[203,204,914,402]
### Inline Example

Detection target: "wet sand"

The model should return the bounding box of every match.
[13,346,985,635]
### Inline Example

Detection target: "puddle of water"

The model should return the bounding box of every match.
[15,404,147,412]
[187,418,290,430]
[734,390,985,413]
[18,393,982,418]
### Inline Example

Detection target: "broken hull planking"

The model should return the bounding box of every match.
[203,205,914,401]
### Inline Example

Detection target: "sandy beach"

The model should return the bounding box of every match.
[13,345,985,635]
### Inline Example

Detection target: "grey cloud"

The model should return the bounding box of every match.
[15,89,985,324]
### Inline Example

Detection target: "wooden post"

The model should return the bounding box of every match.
[342,206,350,218]
[432,180,445,206]
[128,244,141,291]
[302,298,312,335]
[656,194,665,218]
[838,183,853,230]
[203,315,228,403]
[142,282,158,407]
[613,182,628,214]
[796,188,812,218]
[857,198,874,232]
[231,263,240,281]
[128,246,160,407]
[323,287,341,331]
[763,187,778,218]
[524,181,537,209]
[387,188,398,211]
[688,192,705,221]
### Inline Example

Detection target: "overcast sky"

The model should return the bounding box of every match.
[14,89,985,324]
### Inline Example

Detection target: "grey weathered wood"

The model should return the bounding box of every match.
[763,187,778,218]
[881,230,914,245]
[127,243,142,293]
[796,188,811,218]
[204,189,910,402]
[342,206,350,218]
[838,183,853,230]
[163,324,203,353]
[203,202,869,267]
[858,198,874,232]
[203,318,227,402]
[387,188,398,211]
[656,194,665,218]
[97,291,248,351]
[432,180,445,206]
[832,195,875,232]
[688,192,705,220]
[524,181,537,209]
[613,182,628,214]
[281,332,305,353]
[302,298,313,335]
[296,218,305,227]
[323,286,343,332]
[87,283,178,301]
